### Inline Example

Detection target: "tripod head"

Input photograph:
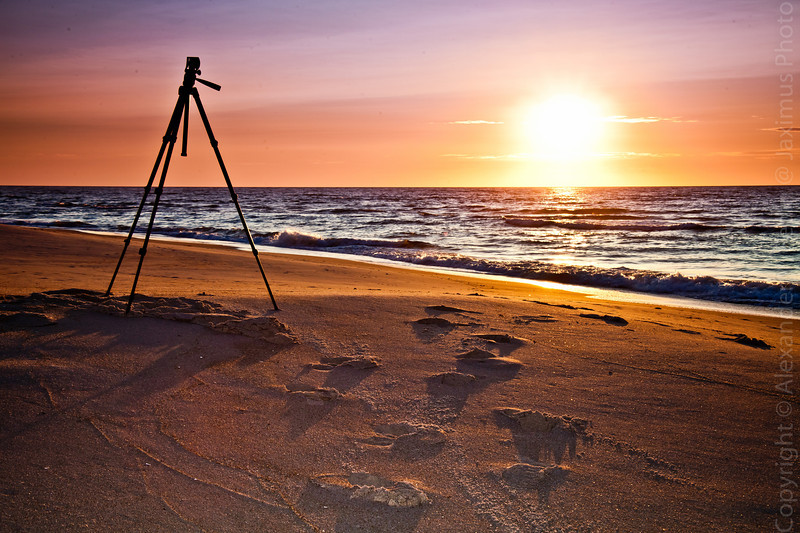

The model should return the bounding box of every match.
[180,57,221,157]
[183,57,221,92]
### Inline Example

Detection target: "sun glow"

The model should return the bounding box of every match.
[522,94,607,160]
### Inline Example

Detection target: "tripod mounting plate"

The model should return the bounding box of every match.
[183,57,221,91]
[186,56,201,73]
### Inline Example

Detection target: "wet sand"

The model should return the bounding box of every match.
[0,224,794,532]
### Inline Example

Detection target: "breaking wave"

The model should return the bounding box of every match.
[126,226,437,250]
[3,185,798,311]
[365,251,800,309]
[503,217,726,232]
[257,230,435,249]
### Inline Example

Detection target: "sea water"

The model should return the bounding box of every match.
[1,186,798,309]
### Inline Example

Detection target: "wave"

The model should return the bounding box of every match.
[148,226,249,242]
[260,230,435,250]
[3,184,797,310]
[518,207,631,215]
[98,224,433,250]
[365,250,800,309]
[744,225,799,234]
[504,217,725,232]
[112,226,436,250]
[322,207,382,214]
[30,216,800,308]
[54,201,135,210]
[4,219,100,229]
[51,220,98,228]
[580,214,644,220]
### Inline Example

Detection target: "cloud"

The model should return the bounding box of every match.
[596,151,680,158]
[446,120,504,125]
[441,153,527,161]
[442,151,678,161]
[709,149,800,159]
[603,115,697,123]
[762,127,800,132]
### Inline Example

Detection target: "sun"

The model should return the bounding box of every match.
[522,94,606,160]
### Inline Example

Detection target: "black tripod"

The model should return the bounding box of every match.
[106,57,278,314]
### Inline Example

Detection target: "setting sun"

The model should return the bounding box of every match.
[522,94,607,160]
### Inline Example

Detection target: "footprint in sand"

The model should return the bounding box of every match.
[470,333,530,357]
[500,462,570,502]
[285,384,341,404]
[458,347,499,360]
[414,317,457,327]
[513,314,557,324]
[362,422,447,455]
[424,305,481,315]
[493,407,590,465]
[349,474,429,507]
[413,315,482,328]
[473,333,527,345]
[314,472,430,508]
[579,313,629,327]
[411,305,484,341]
[527,300,592,311]
[427,371,477,387]
[310,354,381,370]
[455,348,523,371]
[718,333,772,349]
[411,316,479,343]
[487,407,589,502]
[501,462,569,489]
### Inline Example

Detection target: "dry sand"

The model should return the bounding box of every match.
[0,224,795,532]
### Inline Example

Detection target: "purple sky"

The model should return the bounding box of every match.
[0,0,795,186]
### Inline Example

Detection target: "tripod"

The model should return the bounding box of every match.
[106,57,279,314]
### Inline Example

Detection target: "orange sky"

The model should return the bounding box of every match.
[0,1,797,187]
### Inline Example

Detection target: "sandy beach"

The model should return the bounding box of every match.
[0,224,794,532]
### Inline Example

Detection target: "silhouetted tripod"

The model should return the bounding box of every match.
[106,57,278,314]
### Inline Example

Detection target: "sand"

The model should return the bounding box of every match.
[0,224,795,532]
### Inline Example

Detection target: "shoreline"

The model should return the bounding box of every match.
[1,223,795,531]
[69,225,798,319]
[2,186,797,313]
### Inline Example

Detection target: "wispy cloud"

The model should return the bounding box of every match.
[446,120,505,125]
[442,153,528,161]
[446,116,695,127]
[596,151,681,158]
[443,151,679,161]
[603,115,697,123]
[710,149,800,159]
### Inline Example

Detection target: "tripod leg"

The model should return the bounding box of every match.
[191,89,279,311]
[107,92,188,298]
[181,95,190,157]
[105,139,168,297]
[125,93,188,314]
[125,142,176,314]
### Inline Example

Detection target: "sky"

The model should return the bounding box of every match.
[0,0,797,187]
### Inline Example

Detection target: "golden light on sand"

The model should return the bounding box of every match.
[522,94,606,160]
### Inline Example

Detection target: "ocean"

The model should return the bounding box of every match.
[1,186,798,310]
